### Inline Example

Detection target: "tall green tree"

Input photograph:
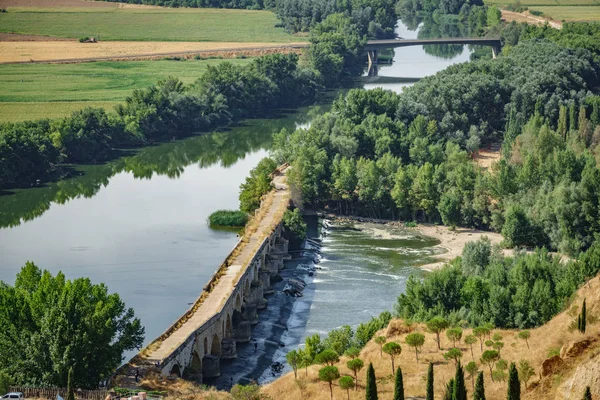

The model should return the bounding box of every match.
[0,262,144,388]
[452,362,467,400]
[383,342,402,374]
[426,362,434,400]
[393,367,404,400]
[507,362,520,400]
[406,333,425,361]
[366,363,378,400]
[318,366,340,400]
[347,358,364,390]
[473,372,486,400]
[66,367,75,400]
[339,376,354,400]
[286,350,301,379]
[427,317,449,350]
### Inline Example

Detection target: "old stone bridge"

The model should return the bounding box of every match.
[115,165,292,384]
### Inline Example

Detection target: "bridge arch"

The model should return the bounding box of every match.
[210,333,221,356]
[225,314,233,337]
[169,363,182,377]
[203,337,208,355]
[190,350,202,373]
[235,293,242,311]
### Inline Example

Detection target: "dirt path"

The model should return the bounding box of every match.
[0,41,309,64]
[502,9,563,29]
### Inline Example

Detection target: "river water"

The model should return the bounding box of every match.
[0,19,472,380]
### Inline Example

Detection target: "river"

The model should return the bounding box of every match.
[0,19,473,384]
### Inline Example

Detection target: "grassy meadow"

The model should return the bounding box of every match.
[0,7,304,42]
[0,58,252,123]
[486,0,600,21]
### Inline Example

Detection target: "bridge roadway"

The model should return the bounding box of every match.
[115,166,292,385]
[365,37,501,50]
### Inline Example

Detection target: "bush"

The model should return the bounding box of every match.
[208,210,248,227]
[283,208,307,239]
[0,371,11,394]
[78,36,90,43]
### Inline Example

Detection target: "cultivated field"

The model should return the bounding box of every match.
[0,58,252,122]
[529,5,600,20]
[0,7,304,42]
[486,0,600,21]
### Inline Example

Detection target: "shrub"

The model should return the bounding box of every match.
[208,210,248,227]
[78,36,90,43]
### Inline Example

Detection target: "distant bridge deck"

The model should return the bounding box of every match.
[365,37,501,50]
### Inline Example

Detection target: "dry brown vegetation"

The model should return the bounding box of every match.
[262,274,600,400]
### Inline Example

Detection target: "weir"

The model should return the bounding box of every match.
[114,165,292,385]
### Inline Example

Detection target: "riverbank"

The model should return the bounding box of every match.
[323,214,504,271]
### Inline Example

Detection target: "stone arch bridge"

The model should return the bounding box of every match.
[114,166,291,384]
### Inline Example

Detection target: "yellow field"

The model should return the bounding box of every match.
[0,101,120,123]
[530,5,600,20]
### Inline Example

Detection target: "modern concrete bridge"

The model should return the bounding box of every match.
[114,165,292,385]
[365,37,502,71]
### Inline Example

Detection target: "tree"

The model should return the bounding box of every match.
[583,386,592,400]
[375,336,387,356]
[466,361,478,390]
[0,263,144,388]
[582,298,587,333]
[339,376,354,400]
[473,371,486,400]
[283,208,307,240]
[494,359,508,382]
[444,348,463,365]
[66,367,75,400]
[443,378,455,400]
[347,358,364,390]
[365,363,378,400]
[286,350,301,379]
[558,105,568,139]
[315,349,339,366]
[426,362,434,400]
[465,335,477,358]
[406,332,425,361]
[480,350,500,381]
[502,205,532,248]
[518,331,530,349]
[298,348,312,376]
[319,366,340,400]
[446,327,463,348]
[383,342,402,374]
[393,367,404,400]
[0,371,11,396]
[518,360,535,390]
[427,317,449,350]
[344,347,360,359]
[453,362,467,400]
[507,362,520,400]
[473,327,488,352]
[492,341,504,358]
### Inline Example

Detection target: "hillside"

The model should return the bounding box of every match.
[262,274,600,400]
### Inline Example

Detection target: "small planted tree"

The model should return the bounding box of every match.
[518,330,530,349]
[492,341,504,358]
[443,347,463,365]
[466,361,478,390]
[383,342,402,374]
[286,349,301,379]
[347,358,364,390]
[339,376,354,400]
[518,360,535,390]
[443,378,455,400]
[465,334,477,358]
[507,362,520,400]
[393,367,404,400]
[319,366,340,400]
[365,363,378,400]
[375,336,387,357]
[344,347,360,359]
[67,367,75,400]
[315,349,339,366]
[480,350,500,381]
[494,359,508,382]
[473,371,486,400]
[298,348,312,376]
[426,362,434,400]
[405,332,425,361]
[473,327,486,352]
[446,327,463,348]
[492,333,503,342]
[427,316,449,350]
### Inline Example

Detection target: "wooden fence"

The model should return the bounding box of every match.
[9,387,109,400]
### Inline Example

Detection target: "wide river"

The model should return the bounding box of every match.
[0,20,473,372]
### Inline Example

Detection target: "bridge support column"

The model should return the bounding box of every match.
[202,355,220,378]
[232,310,252,342]
[367,49,378,67]
[250,282,267,309]
[220,338,237,359]
[242,302,259,325]
[260,270,273,294]
[492,45,501,59]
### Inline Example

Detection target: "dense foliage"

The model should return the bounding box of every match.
[208,210,249,227]
[0,262,144,388]
[0,54,318,191]
[395,239,600,328]
[239,157,277,213]
[275,39,600,255]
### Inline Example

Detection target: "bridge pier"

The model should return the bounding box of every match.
[220,338,237,359]
[491,45,501,59]
[260,270,273,294]
[367,49,378,67]
[202,355,221,378]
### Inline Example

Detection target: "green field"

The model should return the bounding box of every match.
[529,5,600,20]
[0,7,303,42]
[0,58,252,123]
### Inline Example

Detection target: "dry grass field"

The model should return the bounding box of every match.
[260,275,600,400]
[487,0,600,21]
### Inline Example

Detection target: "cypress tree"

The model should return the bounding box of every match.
[453,362,467,400]
[591,102,599,129]
[582,299,587,333]
[393,367,404,400]
[583,386,592,400]
[473,371,486,400]
[507,362,520,400]
[443,379,455,400]
[426,362,434,400]
[578,314,582,332]
[570,102,577,131]
[365,362,378,400]
[66,367,75,400]
[558,105,568,139]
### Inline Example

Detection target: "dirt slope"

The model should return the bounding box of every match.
[262,274,600,400]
